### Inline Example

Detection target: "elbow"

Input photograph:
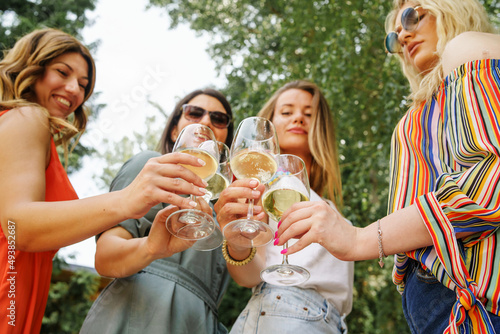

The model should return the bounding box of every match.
[1,218,51,252]
[10,230,40,252]
[94,256,119,278]
[230,275,261,289]
[239,281,259,289]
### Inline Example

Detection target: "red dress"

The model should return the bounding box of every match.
[0,110,78,333]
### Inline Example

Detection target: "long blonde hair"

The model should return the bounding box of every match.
[258,80,343,207]
[385,0,496,107]
[0,28,96,149]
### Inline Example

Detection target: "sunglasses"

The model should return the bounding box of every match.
[181,104,232,129]
[385,6,424,54]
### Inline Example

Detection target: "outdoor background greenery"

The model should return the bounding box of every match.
[1,0,499,333]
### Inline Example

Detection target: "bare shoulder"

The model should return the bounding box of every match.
[442,32,500,77]
[1,105,49,126]
[0,106,51,144]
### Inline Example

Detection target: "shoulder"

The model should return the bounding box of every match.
[442,32,500,76]
[0,106,51,140]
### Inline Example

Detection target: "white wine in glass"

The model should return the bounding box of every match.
[223,117,279,248]
[260,154,311,286]
[192,142,233,251]
[165,124,219,246]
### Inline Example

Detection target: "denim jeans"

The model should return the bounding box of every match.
[402,261,500,333]
[230,282,346,334]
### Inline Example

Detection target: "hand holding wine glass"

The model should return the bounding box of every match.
[260,154,311,286]
[165,124,219,245]
[222,116,279,248]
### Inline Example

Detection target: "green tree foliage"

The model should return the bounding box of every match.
[0,0,96,50]
[148,0,500,332]
[42,256,100,334]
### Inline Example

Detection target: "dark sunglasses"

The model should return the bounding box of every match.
[181,104,232,129]
[385,6,424,54]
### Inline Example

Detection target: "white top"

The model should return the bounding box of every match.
[264,190,354,316]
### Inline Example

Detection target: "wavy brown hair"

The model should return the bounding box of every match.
[258,80,343,207]
[0,28,96,149]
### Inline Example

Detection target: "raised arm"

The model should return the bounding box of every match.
[93,202,216,278]
[276,200,432,261]
[0,107,208,252]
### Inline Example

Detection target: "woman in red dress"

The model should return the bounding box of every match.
[0,28,209,333]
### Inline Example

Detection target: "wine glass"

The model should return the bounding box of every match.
[222,117,279,248]
[203,142,232,202]
[165,124,219,244]
[260,154,311,286]
[192,142,233,251]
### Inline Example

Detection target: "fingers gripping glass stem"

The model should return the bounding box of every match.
[165,124,219,249]
[222,117,279,248]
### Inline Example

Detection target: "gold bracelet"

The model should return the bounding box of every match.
[222,240,256,266]
[377,219,387,268]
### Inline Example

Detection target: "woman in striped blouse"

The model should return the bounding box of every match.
[276,0,500,332]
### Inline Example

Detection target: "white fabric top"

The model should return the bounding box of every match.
[264,190,354,316]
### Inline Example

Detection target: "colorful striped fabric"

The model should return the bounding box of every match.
[388,59,500,333]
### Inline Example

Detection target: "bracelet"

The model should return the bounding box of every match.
[222,240,256,266]
[377,219,387,268]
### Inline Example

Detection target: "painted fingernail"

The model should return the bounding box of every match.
[277,220,282,228]
[189,201,197,207]
[252,191,260,198]
[198,158,206,166]
[249,180,259,187]
[274,231,278,239]
[202,180,208,187]
[274,238,279,246]
[281,249,288,254]
[199,187,208,194]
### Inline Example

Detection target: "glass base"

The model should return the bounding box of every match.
[191,226,223,251]
[260,264,310,286]
[222,218,274,248]
[166,209,215,240]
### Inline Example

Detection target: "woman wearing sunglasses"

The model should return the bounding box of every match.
[80,88,234,334]
[276,1,500,333]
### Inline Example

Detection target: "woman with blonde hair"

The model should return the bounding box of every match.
[0,28,208,333]
[277,1,500,332]
[215,80,354,333]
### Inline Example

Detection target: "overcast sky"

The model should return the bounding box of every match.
[60,0,224,268]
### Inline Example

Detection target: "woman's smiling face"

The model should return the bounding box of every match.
[33,52,89,119]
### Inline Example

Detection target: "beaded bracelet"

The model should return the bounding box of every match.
[222,240,257,266]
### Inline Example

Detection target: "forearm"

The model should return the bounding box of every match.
[352,205,432,261]
[94,235,156,278]
[3,190,130,252]
[226,245,266,288]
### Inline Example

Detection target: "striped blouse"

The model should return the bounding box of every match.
[388,59,500,333]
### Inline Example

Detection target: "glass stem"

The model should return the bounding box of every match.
[246,199,255,220]
[281,242,289,265]
[190,194,198,207]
